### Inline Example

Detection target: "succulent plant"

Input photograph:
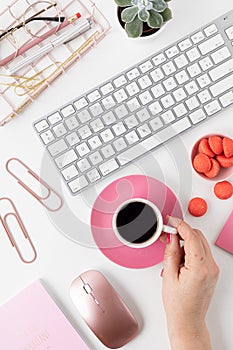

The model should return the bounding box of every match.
[115,0,172,38]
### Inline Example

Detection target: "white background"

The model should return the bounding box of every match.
[0,0,233,349]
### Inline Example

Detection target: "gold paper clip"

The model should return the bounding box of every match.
[0,197,37,264]
[6,158,63,212]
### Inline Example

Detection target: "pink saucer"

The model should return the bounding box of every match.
[91,175,183,269]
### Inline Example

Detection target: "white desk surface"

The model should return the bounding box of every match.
[0,0,233,349]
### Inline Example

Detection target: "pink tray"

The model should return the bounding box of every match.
[91,175,183,269]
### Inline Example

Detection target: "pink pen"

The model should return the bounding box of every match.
[0,12,81,67]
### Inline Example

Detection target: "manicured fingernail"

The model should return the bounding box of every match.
[160,268,164,277]
[167,233,171,244]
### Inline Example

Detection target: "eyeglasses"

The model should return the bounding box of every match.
[0,1,64,64]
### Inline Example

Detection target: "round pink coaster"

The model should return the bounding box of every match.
[91,175,183,269]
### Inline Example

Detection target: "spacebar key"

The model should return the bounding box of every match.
[118,117,191,165]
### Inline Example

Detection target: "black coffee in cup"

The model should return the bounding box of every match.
[116,200,158,244]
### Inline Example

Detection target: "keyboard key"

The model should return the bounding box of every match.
[125,130,139,144]
[173,103,187,118]
[114,89,128,103]
[191,31,205,44]
[178,38,192,51]
[139,60,153,73]
[139,91,153,105]
[48,112,62,125]
[162,62,176,75]
[55,150,77,169]
[102,111,116,125]
[76,142,90,157]
[127,97,140,112]
[199,57,213,71]
[197,74,211,88]
[189,109,207,124]
[74,97,88,111]
[197,89,212,104]
[66,132,80,146]
[198,34,224,55]
[225,25,233,40]
[62,165,78,181]
[78,125,92,139]
[219,91,233,107]
[100,129,114,142]
[163,77,177,91]
[115,104,128,119]
[77,159,91,172]
[204,100,221,115]
[112,122,126,136]
[90,118,104,132]
[88,136,102,150]
[210,73,233,97]
[150,68,164,82]
[113,137,127,152]
[204,24,218,37]
[126,82,140,96]
[161,94,175,108]
[99,159,119,176]
[165,45,179,58]
[77,110,91,124]
[174,54,189,69]
[137,124,151,138]
[152,53,166,66]
[102,96,116,110]
[151,84,165,98]
[89,151,103,165]
[185,81,198,95]
[102,145,115,159]
[35,119,49,132]
[186,96,199,111]
[187,63,201,78]
[86,169,101,183]
[148,101,162,115]
[175,70,189,84]
[209,58,233,81]
[87,90,101,102]
[89,102,104,117]
[100,82,114,95]
[65,116,79,130]
[68,175,88,193]
[149,117,163,131]
[61,105,75,118]
[125,115,139,129]
[114,75,127,87]
[48,139,68,157]
[161,110,176,124]
[136,108,150,122]
[173,87,187,102]
[211,47,231,64]
[138,75,152,89]
[127,68,140,80]
[186,47,201,62]
[53,123,67,137]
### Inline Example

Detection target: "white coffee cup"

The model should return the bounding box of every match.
[113,198,177,248]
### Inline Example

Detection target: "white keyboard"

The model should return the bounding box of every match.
[34,9,233,195]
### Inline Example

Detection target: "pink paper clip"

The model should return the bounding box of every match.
[0,197,37,264]
[6,158,63,212]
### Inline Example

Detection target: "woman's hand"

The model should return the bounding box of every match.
[161,217,219,350]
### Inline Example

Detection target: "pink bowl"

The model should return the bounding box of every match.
[191,134,233,181]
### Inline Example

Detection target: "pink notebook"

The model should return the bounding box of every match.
[215,211,233,255]
[0,280,90,350]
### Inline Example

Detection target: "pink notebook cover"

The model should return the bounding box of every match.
[215,211,233,255]
[0,280,90,350]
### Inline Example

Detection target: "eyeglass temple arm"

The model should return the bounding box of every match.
[0,2,57,40]
[28,16,65,23]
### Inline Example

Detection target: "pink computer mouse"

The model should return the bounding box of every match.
[70,270,139,349]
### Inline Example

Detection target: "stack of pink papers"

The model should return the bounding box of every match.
[215,211,233,255]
